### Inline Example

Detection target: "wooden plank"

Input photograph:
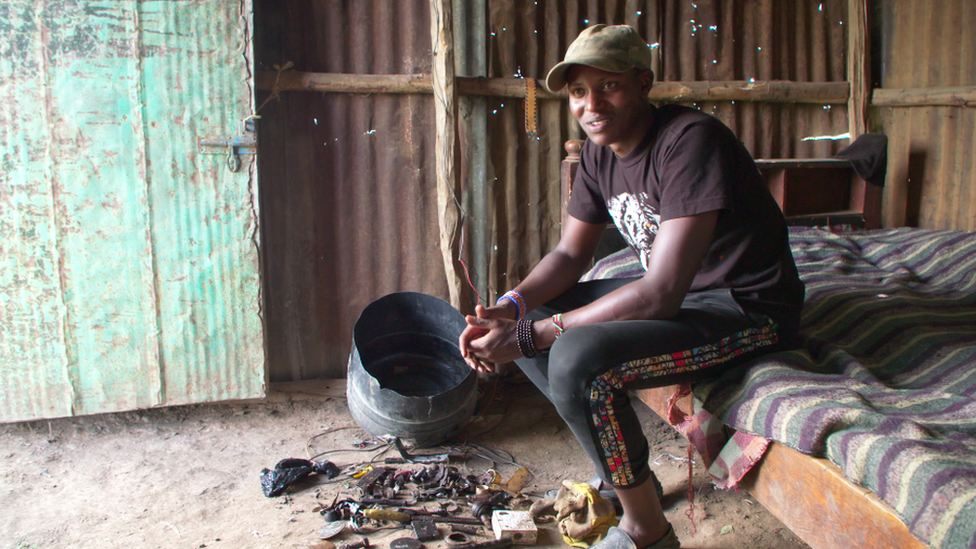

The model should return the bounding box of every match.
[847,0,869,138]
[634,387,926,549]
[256,70,976,109]
[255,71,851,104]
[647,81,850,105]
[256,71,433,94]
[741,442,926,549]
[872,86,976,107]
[754,159,852,169]
[429,0,462,308]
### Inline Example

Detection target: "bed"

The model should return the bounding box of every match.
[559,140,976,549]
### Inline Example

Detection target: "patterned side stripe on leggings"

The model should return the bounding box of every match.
[589,319,779,486]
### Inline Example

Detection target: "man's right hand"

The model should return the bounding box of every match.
[458,303,516,373]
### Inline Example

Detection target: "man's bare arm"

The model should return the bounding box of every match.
[531,210,719,349]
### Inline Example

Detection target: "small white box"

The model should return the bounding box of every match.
[491,510,538,545]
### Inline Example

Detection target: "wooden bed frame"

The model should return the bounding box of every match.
[559,140,924,549]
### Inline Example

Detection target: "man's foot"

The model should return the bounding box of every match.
[586,473,665,501]
[590,525,680,549]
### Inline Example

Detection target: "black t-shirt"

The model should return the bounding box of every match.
[568,104,805,334]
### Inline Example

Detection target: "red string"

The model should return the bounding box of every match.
[458,256,483,308]
[685,443,697,534]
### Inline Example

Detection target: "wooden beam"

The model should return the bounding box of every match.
[255,71,850,104]
[847,0,870,138]
[647,81,850,104]
[430,0,462,308]
[255,70,432,94]
[457,77,558,99]
[255,70,976,109]
[872,86,976,107]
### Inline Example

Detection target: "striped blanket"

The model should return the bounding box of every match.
[587,227,976,549]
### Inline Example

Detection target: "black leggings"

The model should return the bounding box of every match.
[515,278,784,488]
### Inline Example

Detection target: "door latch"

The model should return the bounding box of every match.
[198,118,257,173]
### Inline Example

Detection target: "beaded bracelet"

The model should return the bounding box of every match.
[496,290,527,320]
[515,318,538,358]
[552,313,565,339]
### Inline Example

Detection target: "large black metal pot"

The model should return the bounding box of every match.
[346,292,477,447]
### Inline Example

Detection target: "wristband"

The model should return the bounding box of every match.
[552,314,565,339]
[496,290,526,320]
[516,319,538,358]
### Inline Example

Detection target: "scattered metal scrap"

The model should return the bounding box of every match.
[270,436,538,548]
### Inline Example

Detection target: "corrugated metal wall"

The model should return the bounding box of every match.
[256,0,856,381]
[877,0,976,230]
[0,0,265,421]
[659,0,850,159]
[256,0,446,381]
[483,0,850,311]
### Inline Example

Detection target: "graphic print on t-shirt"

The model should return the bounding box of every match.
[607,192,660,271]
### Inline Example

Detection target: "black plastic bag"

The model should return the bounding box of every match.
[260,458,341,497]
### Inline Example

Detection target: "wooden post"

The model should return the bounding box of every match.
[848,0,869,139]
[430,0,462,308]
[560,140,583,234]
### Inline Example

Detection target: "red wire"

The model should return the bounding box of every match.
[458,256,483,308]
[685,443,698,535]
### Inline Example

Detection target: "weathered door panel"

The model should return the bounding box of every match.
[0,1,264,422]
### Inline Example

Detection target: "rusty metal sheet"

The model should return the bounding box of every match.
[482,0,850,306]
[0,1,265,422]
[255,0,445,381]
[252,0,857,382]
[879,0,976,230]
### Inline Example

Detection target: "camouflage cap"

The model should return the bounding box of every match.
[545,25,653,93]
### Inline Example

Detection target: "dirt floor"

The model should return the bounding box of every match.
[0,375,811,549]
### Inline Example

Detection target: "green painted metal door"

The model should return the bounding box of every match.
[0,1,265,421]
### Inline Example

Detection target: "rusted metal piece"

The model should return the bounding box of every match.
[338,538,370,549]
[394,437,450,464]
[449,525,481,536]
[445,532,473,546]
[431,516,484,526]
[449,538,513,549]
[357,467,394,493]
[412,519,439,541]
[361,498,409,507]
[390,538,423,549]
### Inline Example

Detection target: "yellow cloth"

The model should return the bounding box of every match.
[553,480,618,548]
